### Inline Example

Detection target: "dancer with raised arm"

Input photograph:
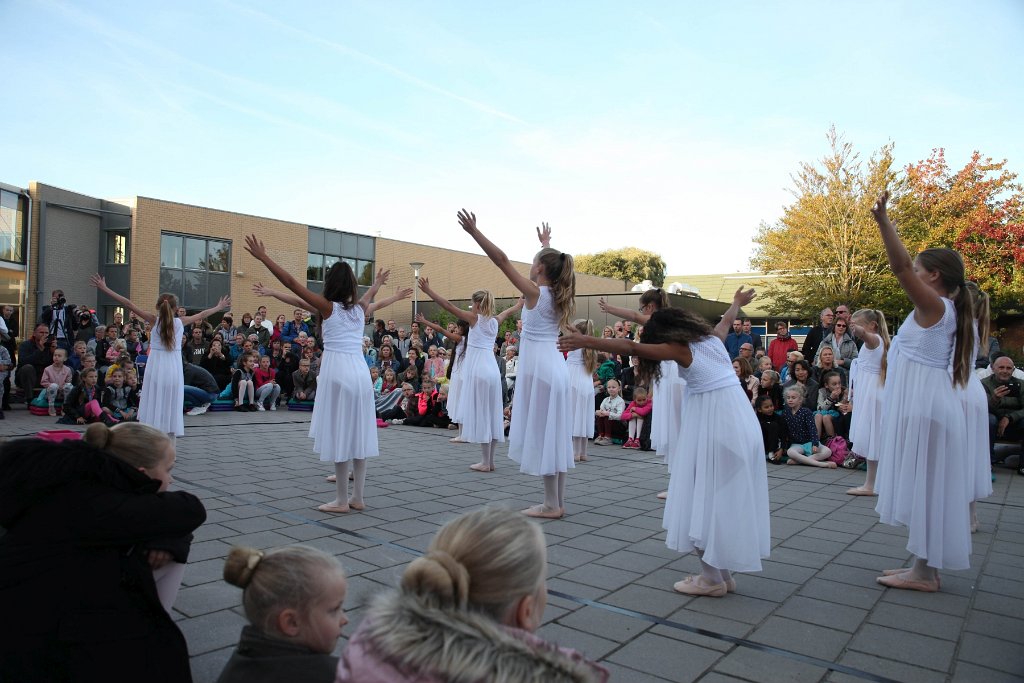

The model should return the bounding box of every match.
[871,191,974,592]
[567,319,599,463]
[460,211,575,518]
[560,287,769,596]
[244,235,412,513]
[89,275,228,441]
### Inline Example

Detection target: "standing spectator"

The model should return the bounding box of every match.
[15,323,52,403]
[74,307,97,343]
[743,319,763,352]
[724,319,752,359]
[801,308,833,359]
[41,288,78,352]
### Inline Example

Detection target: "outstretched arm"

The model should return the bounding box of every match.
[180,296,231,326]
[365,285,413,317]
[253,282,317,311]
[356,267,392,311]
[558,331,690,366]
[599,296,648,324]
[419,277,475,325]
[848,321,880,350]
[713,287,755,341]
[872,191,944,325]
[245,235,333,319]
[89,275,156,325]
[415,313,462,343]
[496,297,525,324]
[459,210,540,306]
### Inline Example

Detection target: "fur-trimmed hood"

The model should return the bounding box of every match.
[336,590,608,683]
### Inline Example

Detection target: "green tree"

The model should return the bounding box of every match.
[574,247,666,287]
[751,128,904,318]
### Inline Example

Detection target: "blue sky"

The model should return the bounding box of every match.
[3,0,1022,274]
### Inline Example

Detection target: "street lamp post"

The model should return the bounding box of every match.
[410,261,424,321]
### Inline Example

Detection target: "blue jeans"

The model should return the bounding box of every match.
[183,385,218,407]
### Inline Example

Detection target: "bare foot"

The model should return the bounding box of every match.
[573,455,581,463]
[348,500,366,511]
[657,491,668,500]
[317,502,350,513]
[450,436,467,443]
[326,475,337,483]
[876,572,939,592]
[469,463,494,472]
[786,458,798,465]
[821,461,838,469]
[579,454,588,462]
[846,486,877,496]
[522,504,564,519]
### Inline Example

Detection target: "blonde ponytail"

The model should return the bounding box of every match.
[573,319,599,374]
[157,293,178,349]
[536,249,575,331]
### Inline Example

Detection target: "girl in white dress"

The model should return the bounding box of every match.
[599,289,686,498]
[963,282,992,533]
[560,288,770,597]
[89,275,229,441]
[567,319,599,463]
[845,309,890,496]
[244,235,412,514]
[418,314,471,442]
[418,279,521,471]
[459,210,575,519]
[871,191,976,592]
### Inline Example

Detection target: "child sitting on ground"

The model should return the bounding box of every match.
[380,382,416,423]
[594,378,625,446]
[42,348,75,417]
[102,367,138,422]
[756,394,789,464]
[620,385,653,450]
[780,385,835,468]
[217,545,347,683]
[814,370,846,439]
[58,368,115,426]
[752,369,784,411]
[253,355,281,411]
[233,352,257,411]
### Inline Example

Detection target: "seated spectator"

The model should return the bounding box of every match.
[87,323,106,355]
[97,324,119,361]
[104,337,128,375]
[238,312,255,334]
[400,364,421,393]
[596,352,618,388]
[372,319,387,348]
[422,326,441,351]
[402,379,448,427]
[375,367,401,414]
[756,394,789,464]
[619,355,646,403]
[0,344,10,419]
[15,323,52,403]
[379,382,415,422]
[233,352,258,411]
[754,355,774,379]
[281,308,309,344]
[291,358,318,403]
[234,340,257,368]
[368,366,383,397]
[216,314,237,345]
[422,345,444,379]
[504,346,518,394]
[733,357,758,400]
[814,318,858,368]
[815,370,847,439]
[499,330,516,358]
[780,385,835,468]
[983,354,1024,461]
[752,369,783,411]
[254,355,281,411]
[302,345,321,375]
[57,368,115,426]
[69,340,88,372]
[202,338,233,390]
[620,386,652,450]
[102,367,138,422]
[249,314,271,350]
[41,348,75,416]
[0,423,206,682]
[405,347,424,375]
[230,332,247,362]
[363,336,377,367]
[274,341,300,399]
[271,314,287,344]
[737,342,755,367]
[594,378,625,446]
[124,327,144,360]
[182,327,208,366]
[183,362,220,415]
[395,326,412,358]
[782,360,819,411]
[105,352,136,384]
[125,366,141,394]
[336,507,608,682]
[779,350,804,383]
[812,346,849,385]
[217,546,347,683]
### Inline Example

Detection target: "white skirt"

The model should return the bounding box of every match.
[508,338,573,475]
[138,347,184,436]
[875,359,971,569]
[962,374,993,502]
[309,350,379,462]
[456,345,504,444]
[653,361,687,466]
[663,384,770,572]
[447,359,464,423]
[849,371,884,461]
[568,362,595,439]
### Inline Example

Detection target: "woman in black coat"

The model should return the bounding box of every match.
[0,424,207,683]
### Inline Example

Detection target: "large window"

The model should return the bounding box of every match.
[160,233,231,310]
[0,189,26,264]
[307,227,374,285]
[105,231,129,265]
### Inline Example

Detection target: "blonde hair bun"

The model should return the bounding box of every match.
[401,551,470,609]
[223,546,265,588]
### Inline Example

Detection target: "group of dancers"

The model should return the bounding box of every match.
[88,191,987,597]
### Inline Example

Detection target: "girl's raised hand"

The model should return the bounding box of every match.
[244,234,268,261]
[417,276,431,292]
[732,287,756,307]
[871,190,891,224]
[395,287,414,301]
[215,295,231,310]
[598,296,609,312]
[89,274,108,291]
[252,282,274,298]
[373,268,391,287]
[457,209,477,233]
[537,222,552,247]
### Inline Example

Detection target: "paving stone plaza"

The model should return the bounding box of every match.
[3,407,1023,682]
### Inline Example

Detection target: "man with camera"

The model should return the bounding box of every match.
[41,289,78,353]
[982,354,1024,466]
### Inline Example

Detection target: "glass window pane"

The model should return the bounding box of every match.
[207,241,230,272]
[0,190,24,263]
[159,268,183,300]
[184,238,206,270]
[342,257,357,275]
[307,253,324,282]
[308,227,324,253]
[324,230,342,256]
[208,273,230,305]
[357,260,374,286]
[341,233,358,258]
[357,236,375,260]
[160,234,182,269]
[323,255,339,277]
[183,271,205,308]
[106,231,128,265]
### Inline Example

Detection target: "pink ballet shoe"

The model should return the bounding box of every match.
[317,502,350,514]
[673,575,727,597]
[657,491,668,500]
[469,463,494,472]
[347,500,366,511]
[522,504,564,519]
[846,486,877,496]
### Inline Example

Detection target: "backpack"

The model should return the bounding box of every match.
[825,435,849,465]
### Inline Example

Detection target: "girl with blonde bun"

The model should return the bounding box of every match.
[337,507,608,682]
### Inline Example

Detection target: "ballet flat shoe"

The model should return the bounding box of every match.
[673,576,727,597]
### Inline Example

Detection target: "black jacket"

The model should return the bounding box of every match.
[215,625,337,683]
[0,438,207,682]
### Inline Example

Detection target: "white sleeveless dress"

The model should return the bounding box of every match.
[876,299,971,569]
[653,360,687,467]
[664,337,770,572]
[456,315,504,443]
[848,338,884,461]
[960,334,992,502]
[310,303,379,462]
[508,287,573,475]
[138,316,184,436]
[566,349,595,439]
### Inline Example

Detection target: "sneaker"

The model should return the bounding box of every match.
[390,418,404,425]
[186,406,203,416]
[621,439,631,449]
[270,402,277,411]
[256,403,265,411]
[628,438,641,449]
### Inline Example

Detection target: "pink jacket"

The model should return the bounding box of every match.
[621,398,653,422]
[41,364,73,388]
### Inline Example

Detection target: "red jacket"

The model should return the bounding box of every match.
[767,336,798,371]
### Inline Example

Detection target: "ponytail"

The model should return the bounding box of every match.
[535,248,576,331]
[951,284,976,388]
[157,294,177,349]
[573,319,599,374]
[966,281,991,355]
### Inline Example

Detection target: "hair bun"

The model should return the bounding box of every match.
[83,423,113,449]
[401,551,470,608]
[223,546,264,588]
